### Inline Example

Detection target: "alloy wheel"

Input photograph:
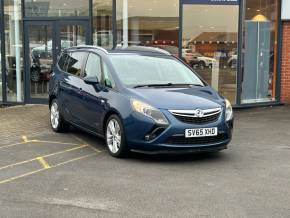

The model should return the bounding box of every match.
[106,119,122,154]
[50,102,60,129]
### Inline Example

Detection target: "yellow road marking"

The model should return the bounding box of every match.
[71,134,103,153]
[0,136,103,185]
[42,144,89,158]
[0,137,82,151]
[0,159,37,171]
[0,153,98,185]
[31,140,81,146]
[0,144,88,171]
[0,168,46,185]
[53,153,97,167]
[22,136,28,143]
[37,157,51,169]
[0,142,27,150]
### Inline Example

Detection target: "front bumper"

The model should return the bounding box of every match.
[124,109,233,154]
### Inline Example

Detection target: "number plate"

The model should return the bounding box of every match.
[185,127,218,138]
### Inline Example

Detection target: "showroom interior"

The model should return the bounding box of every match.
[0,0,283,106]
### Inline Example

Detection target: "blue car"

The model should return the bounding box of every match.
[49,46,233,157]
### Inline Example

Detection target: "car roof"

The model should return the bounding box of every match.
[64,45,171,56]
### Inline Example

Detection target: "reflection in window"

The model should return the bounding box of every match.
[116,0,179,54]
[103,62,115,88]
[67,52,87,77]
[93,0,113,48]
[0,30,2,101]
[5,0,24,102]
[84,53,102,80]
[24,0,89,17]
[241,0,278,103]
[182,5,239,104]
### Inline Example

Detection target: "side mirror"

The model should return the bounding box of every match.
[84,77,99,85]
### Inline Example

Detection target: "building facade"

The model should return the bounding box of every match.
[281,0,290,103]
[0,0,288,106]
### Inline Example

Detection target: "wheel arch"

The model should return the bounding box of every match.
[49,95,56,108]
[102,109,123,135]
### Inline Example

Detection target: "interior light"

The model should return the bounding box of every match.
[252,14,268,21]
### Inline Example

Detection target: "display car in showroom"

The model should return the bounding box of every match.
[182,49,216,69]
[49,46,234,158]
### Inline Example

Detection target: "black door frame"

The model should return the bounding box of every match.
[24,19,91,104]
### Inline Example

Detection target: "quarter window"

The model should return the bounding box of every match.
[66,52,87,76]
[84,53,102,81]
[103,63,115,88]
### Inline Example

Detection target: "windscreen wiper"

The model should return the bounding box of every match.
[133,83,204,88]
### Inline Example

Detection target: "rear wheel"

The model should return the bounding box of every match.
[105,115,128,158]
[50,99,70,132]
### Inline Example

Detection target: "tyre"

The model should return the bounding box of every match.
[105,115,128,158]
[199,61,206,69]
[50,99,70,133]
[31,68,40,82]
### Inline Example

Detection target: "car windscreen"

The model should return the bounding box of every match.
[109,54,204,88]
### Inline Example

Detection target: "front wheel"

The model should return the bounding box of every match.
[105,115,128,158]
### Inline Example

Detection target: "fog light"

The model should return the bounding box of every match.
[144,127,166,141]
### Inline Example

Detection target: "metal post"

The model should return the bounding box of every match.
[122,0,128,47]
[14,0,22,102]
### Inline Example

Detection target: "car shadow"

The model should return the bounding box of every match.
[127,151,230,164]
[69,126,231,164]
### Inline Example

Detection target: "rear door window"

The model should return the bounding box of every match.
[58,53,69,71]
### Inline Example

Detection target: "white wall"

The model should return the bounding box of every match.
[282,0,290,20]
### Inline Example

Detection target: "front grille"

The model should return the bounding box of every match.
[165,134,228,145]
[169,108,222,125]
[173,113,220,124]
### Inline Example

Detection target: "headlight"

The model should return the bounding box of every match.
[131,99,169,125]
[225,99,233,121]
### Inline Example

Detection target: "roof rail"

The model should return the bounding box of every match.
[114,45,171,55]
[68,45,109,54]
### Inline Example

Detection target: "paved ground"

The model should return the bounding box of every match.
[0,105,290,218]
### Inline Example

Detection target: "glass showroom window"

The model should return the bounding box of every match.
[116,0,179,54]
[182,4,239,104]
[0,31,2,102]
[24,0,89,17]
[93,0,113,48]
[241,0,278,103]
[4,0,24,102]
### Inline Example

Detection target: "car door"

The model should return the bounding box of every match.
[59,51,88,125]
[79,52,105,132]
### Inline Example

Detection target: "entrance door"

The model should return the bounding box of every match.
[24,20,90,104]
[180,0,239,104]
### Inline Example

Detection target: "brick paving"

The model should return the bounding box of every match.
[0,105,50,145]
